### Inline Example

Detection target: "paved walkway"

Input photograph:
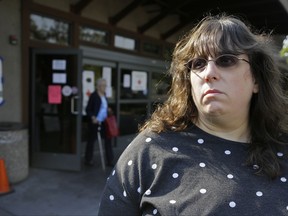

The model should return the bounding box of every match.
[0,135,135,216]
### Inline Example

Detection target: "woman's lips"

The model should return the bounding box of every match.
[203,89,222,96]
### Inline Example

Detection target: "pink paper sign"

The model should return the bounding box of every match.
[48,85,62,104]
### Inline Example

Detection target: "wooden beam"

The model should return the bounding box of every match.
[109,0,144,25]
[161,0,288,40]
[138,0,191,34]
[153,0,190,17]
[161,19,191,40]
[70,0,93,15]
[138,11,168,33]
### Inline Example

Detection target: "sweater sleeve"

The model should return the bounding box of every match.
[98,131,156,215]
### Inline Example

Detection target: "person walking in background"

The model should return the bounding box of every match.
[98,13,288,215]
[84,78,114,167]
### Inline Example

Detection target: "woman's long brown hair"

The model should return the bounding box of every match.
[140,14,288,179]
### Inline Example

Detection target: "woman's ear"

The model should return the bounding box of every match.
[253,81,259,93]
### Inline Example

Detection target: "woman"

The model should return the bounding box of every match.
[98,14,288,215]
[85,78,114,166]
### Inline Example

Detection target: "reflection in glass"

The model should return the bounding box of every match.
[114,35,136,50]
[82,64,117,102]
[120,69,148,99]
[80,26,108,45]
[142,42,161,55]
[30,14,70,45]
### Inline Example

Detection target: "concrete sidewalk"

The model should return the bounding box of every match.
[0,134,135,216]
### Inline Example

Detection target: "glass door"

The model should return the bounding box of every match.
[31,48,82,171]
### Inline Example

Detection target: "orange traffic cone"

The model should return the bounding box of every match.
[0,158,13,196]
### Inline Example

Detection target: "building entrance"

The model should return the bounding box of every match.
[29,46,169,171]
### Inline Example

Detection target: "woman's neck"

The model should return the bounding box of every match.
[195,116,251,143]
[97,90,105,97]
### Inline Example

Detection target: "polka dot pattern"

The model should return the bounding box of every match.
[137,187,141,194]
[145,189,151,195]
[229,201,236,208]
[256,191,263,197]
[172,173,179,178]
[277,152,284,157]
[198,138,204,144]
[253,164,260,170]
[146,137,152,143]
[227,174,234,179]
[169,200,176,204]
[200,188,207,194]
[101,132,288,216]
[199,162,206,167]
[172,147,178,152]
[225,150,231,155]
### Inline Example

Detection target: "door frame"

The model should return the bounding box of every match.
[30,48,83,171]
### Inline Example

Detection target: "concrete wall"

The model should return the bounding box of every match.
[0,0,22,122]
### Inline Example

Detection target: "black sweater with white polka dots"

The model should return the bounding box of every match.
[98,125,288,216]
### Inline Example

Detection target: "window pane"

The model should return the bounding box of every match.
[82,64,117,102]
[142,42,161,55]
[79,26,108,45]
[30,14,70,45]
[120,69,148,99]
[114,35,136,50]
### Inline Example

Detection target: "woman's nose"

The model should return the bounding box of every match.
[202,61,220,82]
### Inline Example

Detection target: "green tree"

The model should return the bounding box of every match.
[280,36,288,64]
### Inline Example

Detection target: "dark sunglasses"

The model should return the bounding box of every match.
[185,54,250,73]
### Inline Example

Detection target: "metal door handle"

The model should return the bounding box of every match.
[71,96,79,114]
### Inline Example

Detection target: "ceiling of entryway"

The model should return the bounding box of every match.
[70,0,288,42]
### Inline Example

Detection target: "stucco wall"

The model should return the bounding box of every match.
[0,0,22,122]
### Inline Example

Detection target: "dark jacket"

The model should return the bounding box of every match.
[85,91,101,118]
